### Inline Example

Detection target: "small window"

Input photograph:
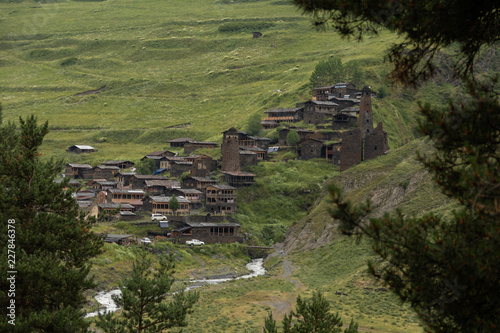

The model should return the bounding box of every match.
[374,146,377,150]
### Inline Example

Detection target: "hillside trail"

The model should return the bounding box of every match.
[259,244,303,321]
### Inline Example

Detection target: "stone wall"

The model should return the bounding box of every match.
[298,139,323,160]
[340,129,362,171]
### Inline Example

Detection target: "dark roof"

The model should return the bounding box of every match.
[146,150,171,156]
[68,145,95,150]
[108,189,146,194]
[102,160,134,165]
[145,180,181,187]
[133,175,169,180]
[313,85,335,90]
[168,137,194,143]
[209,184,237,190]
[67,163,92,169]
[96,181,117,186]
[95,165,120,170]
[222,171,257,177]
[98,203,135,209]
[264,107,300,114]
[175,188,203,194]
[150,196,190,203]
[239,150,257,155]
[240,146,265,152]
[186,222,240,228]
[185,141,217,145]
[248,136,271,141]
[190,177,217,183]
[116,171,136,176]
[119,211,136,216]
[311,101,338,106]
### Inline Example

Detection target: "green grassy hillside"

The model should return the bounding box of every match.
[0,0,455,166]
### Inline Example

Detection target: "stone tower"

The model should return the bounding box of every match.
[221,127,240,172]
[358,86,374,139]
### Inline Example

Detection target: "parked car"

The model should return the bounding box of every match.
[186,239,205,246]
[140,237,152,245]
[151,213,167,221]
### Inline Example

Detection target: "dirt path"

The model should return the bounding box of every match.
[259,248,303,321]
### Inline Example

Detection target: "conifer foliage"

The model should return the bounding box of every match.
[263,291,358,333]
[0,115,103,332]
[96,255,199,333]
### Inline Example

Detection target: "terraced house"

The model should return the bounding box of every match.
[205,184,238,215]
[149,196,191,215]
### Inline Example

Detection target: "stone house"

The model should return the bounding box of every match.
[170,189,203,208]
[332,113,358,131]
[301,100,339,125]
[239,151,258,169]
[108,189,146,205]
[101,160,135,169]
[183,141,217,154]
[262,107,303,129]
[144,179,181,196]
[205,184,238,215]
[222,171,256,188]
[93,165,120,180]
[168,137,195,148]
[190,155,218,177]
[170,161,193,178]
[65,163,94,179]
[141,151,177,168]
[340,87,389,171]
[115,171,135,188]
[131,174,170,189]
[91,180,117,191]
[159,156,186,170]
[297,138,324,160]
[66,145,96,154]
[182,176,217,192]
[239,146,266,160]
[278,128,315,146]
[149,196,191,216]
[171,222,242,244]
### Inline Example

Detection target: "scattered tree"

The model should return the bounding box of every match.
[169,194,180,216]
[96,255,199,333]
[246,113,264,136]
[135,158,157,174]
[286,129,300,146]
[0,116,103,332]
[263,291,358,333]
[309,57,363,88]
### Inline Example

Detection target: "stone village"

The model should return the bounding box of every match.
[64,83,389,245]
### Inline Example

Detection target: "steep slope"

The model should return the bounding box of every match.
[283,137,457,254]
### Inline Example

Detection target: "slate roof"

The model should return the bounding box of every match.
[71,145,95,150]
[99,203,135,209]
[149,196,190,203]
[145,179,181,188]
[264,107,301,114]
[210,184,237,190]
[67,163,92,169]
[168,137,194,143]
[222,171,257,177]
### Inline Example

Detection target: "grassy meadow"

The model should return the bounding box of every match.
[0,0,441,166]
